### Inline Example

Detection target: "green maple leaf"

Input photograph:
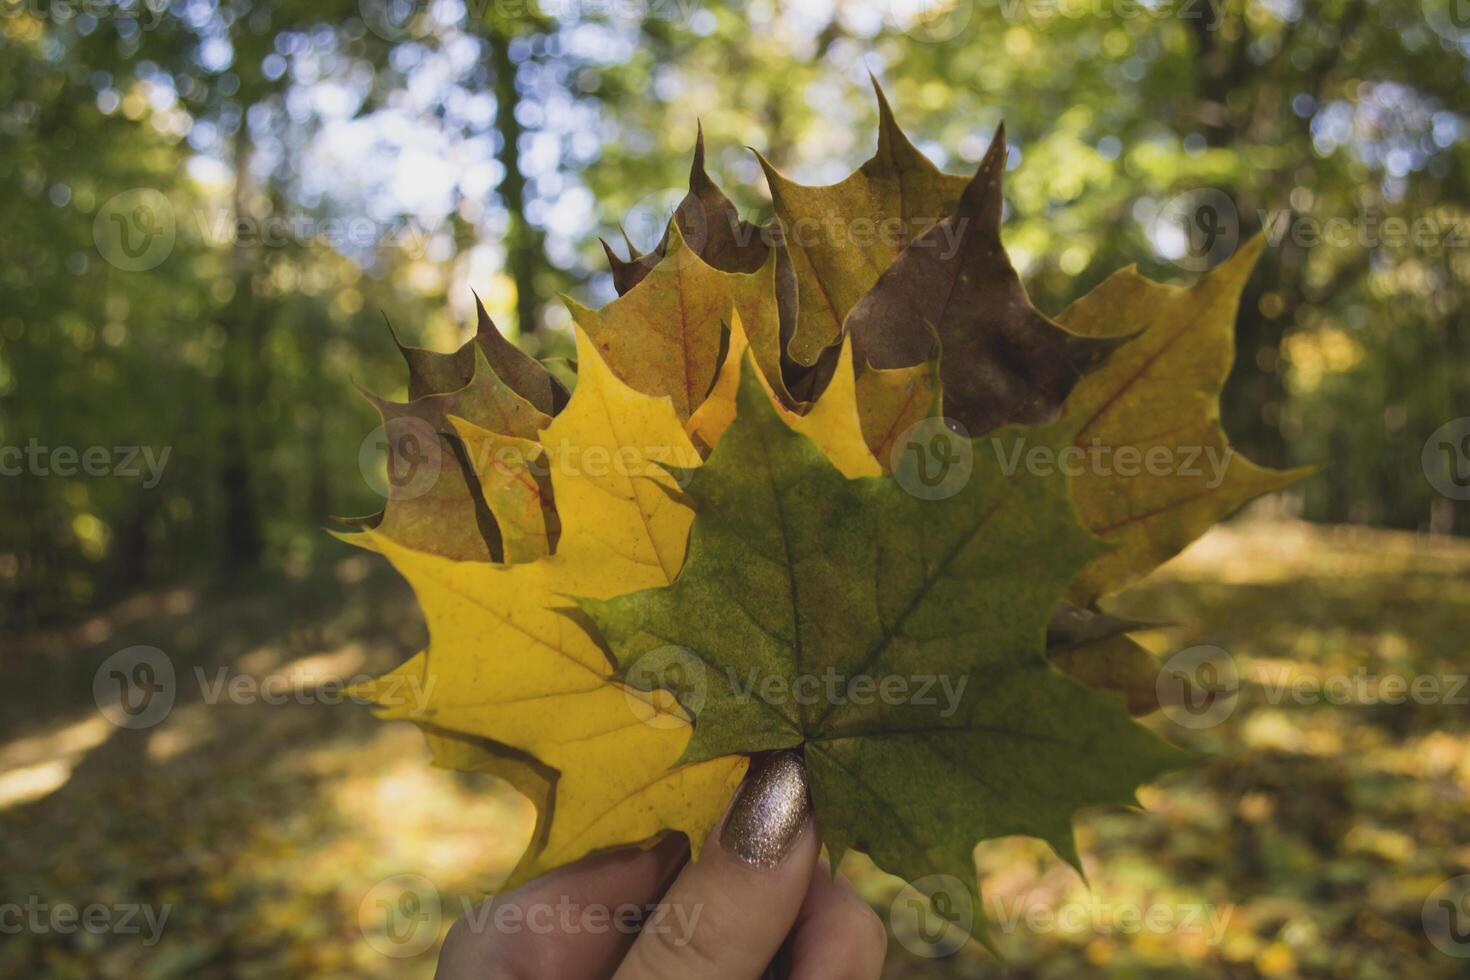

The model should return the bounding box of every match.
[582,356,1191,945]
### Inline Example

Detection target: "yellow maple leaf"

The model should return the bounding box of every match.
[448,417,555,563]
[351,324,747,884]
[690,312,881,478]
[1057,236,1317,603]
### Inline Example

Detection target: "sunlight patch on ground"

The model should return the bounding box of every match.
[0,713,114,808]
[0,758,74,809]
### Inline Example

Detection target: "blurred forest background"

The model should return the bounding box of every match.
[3,0,1467,628]
[4,1,1470,978]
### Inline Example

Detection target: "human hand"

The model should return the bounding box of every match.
[435,752,887,979]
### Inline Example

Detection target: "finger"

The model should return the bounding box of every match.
[786,860,887,980]
[436,834,688,980]
[615,751,818,980]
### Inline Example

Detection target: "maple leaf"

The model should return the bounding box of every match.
[582,356,1191,942]
[600,127,813,410]
[449,417,558,563]
[843,125,1126,437]
[345,344,551,562]
[756,77,970,365]
[569,222,784,422]
[390,297,569,413]
[602,124,772,290]
[853,361,936,469]
[692,312,881,478]
[347,325,747,883]
[1054,236,1317,604]
[339,84,1316,939]
[1045,603,1164,716]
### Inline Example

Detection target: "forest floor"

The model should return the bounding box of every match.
[3,518,1469,979]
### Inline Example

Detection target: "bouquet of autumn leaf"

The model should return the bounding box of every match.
[337,84,1309,947]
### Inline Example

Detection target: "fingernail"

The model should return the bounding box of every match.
[720,751,810,869]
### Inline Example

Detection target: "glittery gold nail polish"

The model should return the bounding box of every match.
[720,751,810,869]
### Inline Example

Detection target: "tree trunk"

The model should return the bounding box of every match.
[488,26,544,339]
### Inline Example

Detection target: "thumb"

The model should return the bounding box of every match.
[615,751,817,980]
